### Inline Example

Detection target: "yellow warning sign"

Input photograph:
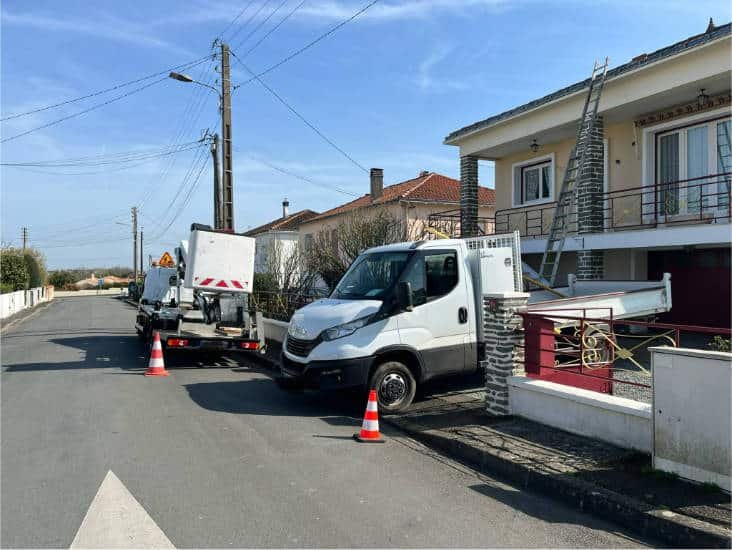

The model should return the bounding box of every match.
[158,252,175,267]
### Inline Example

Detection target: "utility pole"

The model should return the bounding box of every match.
[132,207,138,282]
[210,133,222,229]
[220,43,235,231]
[21,227,28,250]
[139,228,144,278]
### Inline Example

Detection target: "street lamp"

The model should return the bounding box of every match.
[168,72,221,97]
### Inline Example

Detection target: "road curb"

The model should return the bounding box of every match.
[0,299,55,334]
[384,415,731,549]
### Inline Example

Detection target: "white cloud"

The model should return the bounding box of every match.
[415,44,470,92]
[297,0,509,21]
[1,9,193,56]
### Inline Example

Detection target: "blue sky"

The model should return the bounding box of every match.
[1,0,730,269]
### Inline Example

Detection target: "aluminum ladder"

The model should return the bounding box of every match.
[537,58,609,286]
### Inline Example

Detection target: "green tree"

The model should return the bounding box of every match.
[24,252,45,287]
[48,270,75,289]
[1,249,30,291]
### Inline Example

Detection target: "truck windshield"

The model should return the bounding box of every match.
[331,251,411,300]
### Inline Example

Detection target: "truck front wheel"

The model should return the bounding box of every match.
[368,361,416,414]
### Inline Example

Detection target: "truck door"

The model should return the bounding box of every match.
[397,250,471,377]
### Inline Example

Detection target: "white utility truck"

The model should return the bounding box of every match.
[135,224,266,354]
[280,232,672,412]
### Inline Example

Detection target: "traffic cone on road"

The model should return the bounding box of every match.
[354,390,384,443]
[144,332,169,377]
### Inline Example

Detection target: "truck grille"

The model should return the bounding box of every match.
[286,335,320,358]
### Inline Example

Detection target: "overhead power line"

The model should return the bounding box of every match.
[1,77,168,144]
[231,50,367,173]
[228,0,277,44]
[239,150,359,197]
[231,0,290,52]
[239,0,380,86]
[0,56,211,122]
[217,0,258,41]
[1,140,205,168]
[241,0,308,58]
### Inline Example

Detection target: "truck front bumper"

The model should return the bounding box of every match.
[280,353,372,390]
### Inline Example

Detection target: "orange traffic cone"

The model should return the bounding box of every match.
[354,390,384,443]
[144,332,169,377]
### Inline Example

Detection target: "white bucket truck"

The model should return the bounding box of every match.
[135,224,266,354]
[280,232,672,412]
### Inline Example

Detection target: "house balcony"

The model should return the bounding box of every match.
[428,173,731,251]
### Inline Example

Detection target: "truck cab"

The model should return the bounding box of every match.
[281,238,505,412]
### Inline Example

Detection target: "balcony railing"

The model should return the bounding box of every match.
[425,208,495,239]
[492,172,731,239]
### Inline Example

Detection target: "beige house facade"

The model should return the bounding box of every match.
[298,169,495,244]
[445,21,731,327]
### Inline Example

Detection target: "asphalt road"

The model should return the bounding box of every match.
[1,296,650,548]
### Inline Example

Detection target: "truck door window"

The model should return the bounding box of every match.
[425,252,458,300]
[400,251,459,306]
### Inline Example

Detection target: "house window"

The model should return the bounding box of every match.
[655,115,731,216]
[512,155,554,207]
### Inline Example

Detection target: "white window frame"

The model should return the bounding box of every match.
[511,153,555,208]
[642,107,729,192]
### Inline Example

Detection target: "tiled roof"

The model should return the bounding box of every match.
[445,21,732,144]
[305,172,495,223]
[243,209,320,236]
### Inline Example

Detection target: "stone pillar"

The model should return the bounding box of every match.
[460,155,479,238]
[482,292,530,416]
[576,116,605,280]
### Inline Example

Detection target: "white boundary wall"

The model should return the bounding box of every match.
[263,318,288,344]
[1,286,53,319]
[508,376,652,452]
[652,347,731,492]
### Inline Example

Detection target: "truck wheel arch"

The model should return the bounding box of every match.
[371,346,424,383]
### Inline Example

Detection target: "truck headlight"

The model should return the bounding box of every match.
[321,316,372,341]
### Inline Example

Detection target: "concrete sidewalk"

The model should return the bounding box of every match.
[387,390,731,548]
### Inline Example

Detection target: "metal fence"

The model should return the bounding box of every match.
[521,309,731,403]
[493,171,732,238]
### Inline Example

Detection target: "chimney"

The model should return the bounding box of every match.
[282,198,290,218]
[419,170,430,177]
[370,168,383,201]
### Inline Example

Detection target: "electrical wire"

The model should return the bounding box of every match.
[238,0,380,86]
[0,56,211,122]
[240,0,307,58]
[2,141,205,168]
[230,0,290,52]
[239,150,358,197]
[1,77,168,144]
[227,0,276,44]
[149,155,209,242]
[231,50,368,173]
[217,0,258,41]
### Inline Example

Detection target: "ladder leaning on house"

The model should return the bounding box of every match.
[537,58,609,287]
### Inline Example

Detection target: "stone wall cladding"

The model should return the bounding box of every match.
[576,116,604,280]
[481,294,528,416]
[460,156,479,238]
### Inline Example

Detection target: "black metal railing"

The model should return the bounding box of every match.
[426,208,496,239]
[492,172,731,239]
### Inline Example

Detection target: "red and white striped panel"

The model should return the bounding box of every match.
[196,278,248,289]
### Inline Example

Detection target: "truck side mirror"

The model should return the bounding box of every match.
[397,281,414,312]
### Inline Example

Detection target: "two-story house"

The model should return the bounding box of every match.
[444,21,731,327]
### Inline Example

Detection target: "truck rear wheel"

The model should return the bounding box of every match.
[368,361,416,414]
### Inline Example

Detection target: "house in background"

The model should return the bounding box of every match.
[244,200,319,278]
[445,20,731,327]
[298,168,495,245]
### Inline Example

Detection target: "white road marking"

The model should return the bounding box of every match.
[70,470,175,549]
